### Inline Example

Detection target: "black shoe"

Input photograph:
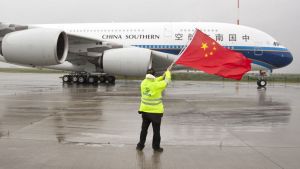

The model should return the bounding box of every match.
[136,145,144,151]
[153,147,163,152]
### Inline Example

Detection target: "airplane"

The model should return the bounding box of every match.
[0,22,293,87]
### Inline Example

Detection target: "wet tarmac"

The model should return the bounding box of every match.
[0,72,299,169]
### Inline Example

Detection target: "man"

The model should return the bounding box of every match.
[136,70,171,152]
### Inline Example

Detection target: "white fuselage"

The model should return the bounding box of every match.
[34,22,291,71]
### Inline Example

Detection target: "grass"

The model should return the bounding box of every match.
[0,68,65,73]
[0,68,299,83]
[172,72,300,83]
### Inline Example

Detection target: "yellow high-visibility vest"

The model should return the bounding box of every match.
[139,71,171,114]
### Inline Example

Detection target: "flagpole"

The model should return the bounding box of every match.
[167,29,198,71]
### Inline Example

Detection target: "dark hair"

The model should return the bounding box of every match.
[146,69,156,76]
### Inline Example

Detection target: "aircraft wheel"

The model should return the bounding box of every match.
[107,76,116,84]
[88,76,98,84]
[78,76,86,84]
[72,76,78,83]
[257,79,267,87]
[62,75,71,83]
[99,76,106,83]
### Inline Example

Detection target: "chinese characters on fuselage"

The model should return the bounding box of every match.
[174,33,251,42]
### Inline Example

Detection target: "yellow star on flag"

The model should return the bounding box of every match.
[201,43,208,51]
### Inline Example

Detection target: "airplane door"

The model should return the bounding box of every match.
[254,47,263,56]
[163,23,173,38]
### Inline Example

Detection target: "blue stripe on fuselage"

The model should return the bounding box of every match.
[133,45,292,69]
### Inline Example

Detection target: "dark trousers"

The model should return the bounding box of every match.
[137,112,163,149]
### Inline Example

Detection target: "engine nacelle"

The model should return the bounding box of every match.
[1,28,68,66]
[102,48,152,76]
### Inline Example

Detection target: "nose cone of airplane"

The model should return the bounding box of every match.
[283,50,293,67]
[274,49,294,68]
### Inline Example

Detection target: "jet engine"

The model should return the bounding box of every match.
[1,28,68,66]
[102,48,152,76]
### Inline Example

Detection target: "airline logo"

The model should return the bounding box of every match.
[101,34,160,40]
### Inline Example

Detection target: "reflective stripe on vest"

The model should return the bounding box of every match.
[142,101,162,106]
[141,97,162,106]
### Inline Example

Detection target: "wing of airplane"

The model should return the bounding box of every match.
[66,33,176,74]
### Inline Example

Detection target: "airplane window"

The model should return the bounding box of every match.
[273,42,280,46]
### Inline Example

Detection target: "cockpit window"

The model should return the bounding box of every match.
[273,41,280,46]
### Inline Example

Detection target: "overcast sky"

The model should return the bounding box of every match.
[0,0,299,73]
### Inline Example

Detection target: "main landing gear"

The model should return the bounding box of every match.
[62,73,116,85]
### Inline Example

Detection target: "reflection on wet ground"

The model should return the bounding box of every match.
[0,73,299,169]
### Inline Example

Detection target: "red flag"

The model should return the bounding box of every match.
[175,29,252,80]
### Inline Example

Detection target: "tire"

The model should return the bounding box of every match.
[72,76,78,83]
[62,75,70,83]
[88,76,98,84]
[99,76,106,83]
[107,76,116,84]
[78,76,86,83]
[257,79,267,87]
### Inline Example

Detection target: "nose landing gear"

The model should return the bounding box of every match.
[257,79,267,87]
[257,70,268,88]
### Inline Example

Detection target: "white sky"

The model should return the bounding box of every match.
[0,0,299,73]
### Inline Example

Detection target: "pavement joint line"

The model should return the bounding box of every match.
[200,106,286,169]
[0,99,140,104]
[1,137,299,149]
[225,128,286,169]
[1,113,57,137]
